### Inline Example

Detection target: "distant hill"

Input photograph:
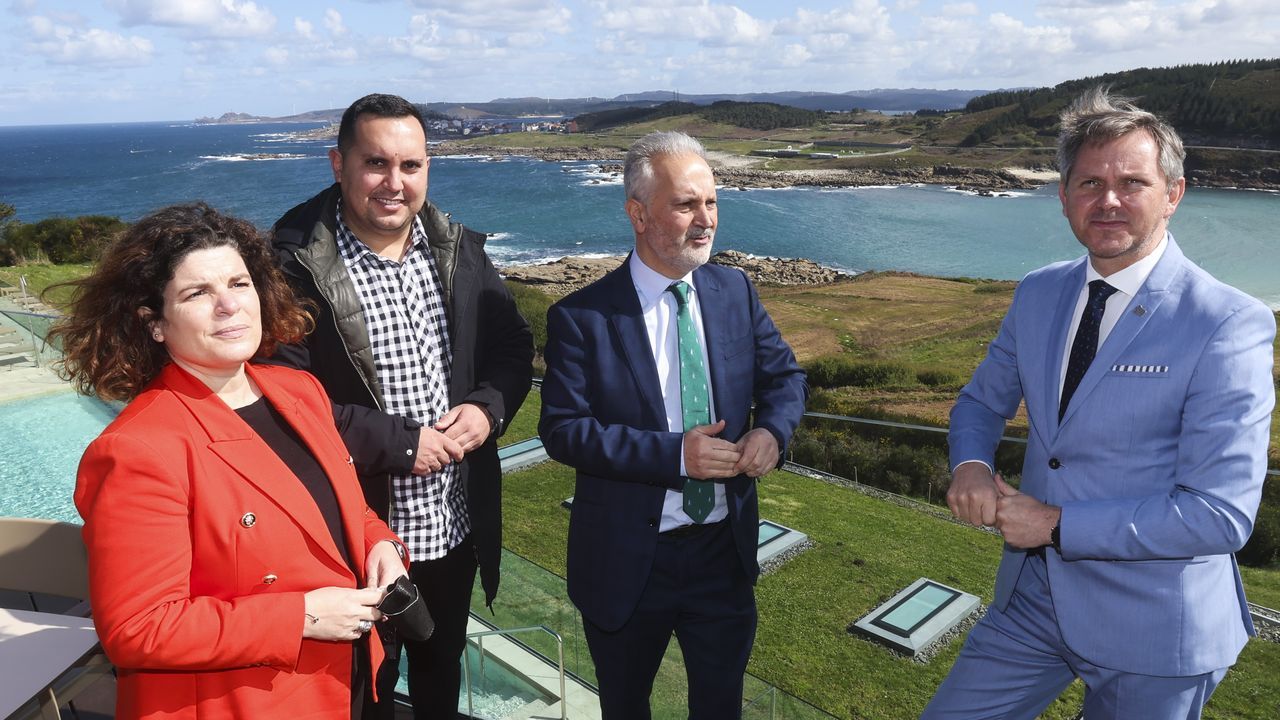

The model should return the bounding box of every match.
[197,89,992,125]
[572,100,829,133]
[615,89,993,112]
[958,58,1280,149]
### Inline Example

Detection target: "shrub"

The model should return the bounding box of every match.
[1239,481,1280,567]
[917,367,964,387]
[4,215,125,264]
[505,281,552,360]
[804,356,917,389]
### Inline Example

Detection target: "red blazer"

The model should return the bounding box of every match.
[75,363,405,720]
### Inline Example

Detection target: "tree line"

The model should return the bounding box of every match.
[571,100,828,133]
[960,58,1280,148]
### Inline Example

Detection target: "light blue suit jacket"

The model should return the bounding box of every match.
[949,237,1275,676]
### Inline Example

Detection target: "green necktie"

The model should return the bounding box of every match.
[668,281,715,523]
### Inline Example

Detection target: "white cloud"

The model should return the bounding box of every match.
[941,2,979,16]
[264,46,289,65]
[594,0,772,46]
[26,15,154,67]
[594,33,644,56]
[905,10,1075,82]
[294,18,314,40]
[505,32,546,48]
[182,66,216,83]
[774,1,893,41]
[390,15,448,62]
[323,9,347,37]
[108,0,276,38]
[780,42,813,68]
[407,0,572,34]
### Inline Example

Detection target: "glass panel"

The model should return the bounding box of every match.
[875,583,958,636]
[757,520,787,546]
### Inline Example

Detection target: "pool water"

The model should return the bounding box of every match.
[0,391,115,522]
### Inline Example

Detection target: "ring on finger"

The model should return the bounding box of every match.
[357,619,373,633]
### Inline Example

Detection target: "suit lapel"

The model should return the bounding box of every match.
[1057,240,1183,428]
[692,265,729,421]
[248,364,367,579]
[604,258,667,426]
[1043,260,1087,439]
[163,364,352,576]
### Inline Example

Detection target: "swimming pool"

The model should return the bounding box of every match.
[0,391,115,521]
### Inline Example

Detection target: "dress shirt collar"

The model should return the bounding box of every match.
[628,252,696,306]
[1085,233,1168,297]
[334,197,429,265]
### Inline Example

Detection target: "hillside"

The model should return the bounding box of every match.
[958,58,1280,149]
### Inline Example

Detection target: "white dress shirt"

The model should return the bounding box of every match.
[1057,234,1168,395]
[957,234,1169,474]
[629,253,729,531]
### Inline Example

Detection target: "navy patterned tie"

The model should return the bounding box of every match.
[668,281,715,523]
[1059,279,1118,421]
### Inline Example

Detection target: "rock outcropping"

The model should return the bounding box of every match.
[500,250,848,297]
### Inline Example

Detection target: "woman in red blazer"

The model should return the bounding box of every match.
[51,203,409,719]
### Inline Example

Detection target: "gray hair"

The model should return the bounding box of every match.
[623,131,708,202]
[1057,86,1185,186]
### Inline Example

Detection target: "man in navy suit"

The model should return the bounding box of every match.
[539,131,808,719]
[924,88,1275,719]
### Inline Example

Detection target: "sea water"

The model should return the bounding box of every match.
[2,121,1278,305]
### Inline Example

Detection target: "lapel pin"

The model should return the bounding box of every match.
[240,512,256,528]
[1133,305,1147,317]
[346,455,354,465]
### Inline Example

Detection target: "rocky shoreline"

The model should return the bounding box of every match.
[437,142,1280,192]
[499,249,850,297]
[441,143,1041,193]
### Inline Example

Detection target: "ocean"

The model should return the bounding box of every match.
[3,121,1279,306]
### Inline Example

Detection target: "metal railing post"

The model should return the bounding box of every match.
[463,625,567,720]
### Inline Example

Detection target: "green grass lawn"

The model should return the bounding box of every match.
[0,263,93,308]
[496,393,1280,719]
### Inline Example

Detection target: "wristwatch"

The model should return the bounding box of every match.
[1050,522,1061,551]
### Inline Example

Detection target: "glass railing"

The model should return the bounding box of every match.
[0,309,60,366]
[466,547,837,719]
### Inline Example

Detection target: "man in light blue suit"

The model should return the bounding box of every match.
[540,131,807,719]
[924,88,1275,719]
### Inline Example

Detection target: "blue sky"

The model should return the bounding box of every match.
[3,0,1278,125]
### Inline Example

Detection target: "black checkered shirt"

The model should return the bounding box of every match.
[335,203,469,560]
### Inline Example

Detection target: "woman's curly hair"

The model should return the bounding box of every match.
[48,202,313,401]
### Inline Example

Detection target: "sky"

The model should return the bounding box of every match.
[2,0,1278,126]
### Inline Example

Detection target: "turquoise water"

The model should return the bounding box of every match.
[0,392,116,522]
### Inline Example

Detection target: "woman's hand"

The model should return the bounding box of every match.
[301,586,385,641]
[365,540,410,591]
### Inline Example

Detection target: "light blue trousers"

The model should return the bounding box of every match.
[921,554,1227,720]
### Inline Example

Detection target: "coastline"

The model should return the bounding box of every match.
[435,141,1280,192]
[438,142,1045,193]
[500,250,852,297]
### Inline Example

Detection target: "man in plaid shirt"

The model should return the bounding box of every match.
[272,93,533,719]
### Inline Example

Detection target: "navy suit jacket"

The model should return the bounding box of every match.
[950,238,1275,676]
[540,258,808,631]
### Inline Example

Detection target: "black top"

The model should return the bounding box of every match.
[235,396,355,573]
